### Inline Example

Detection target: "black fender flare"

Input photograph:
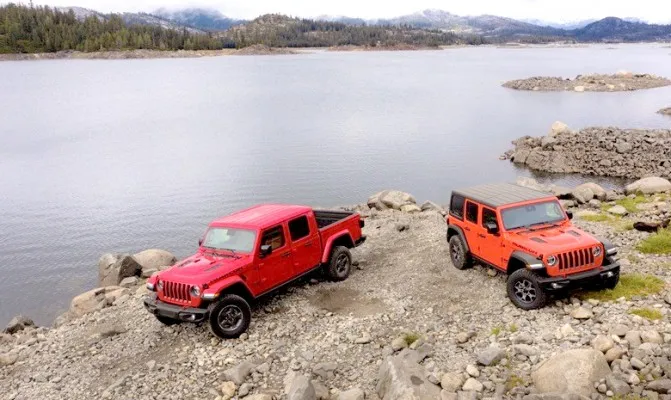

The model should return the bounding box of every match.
[510,250,545,272]
[594,235,617,257]
[447,224,470,252]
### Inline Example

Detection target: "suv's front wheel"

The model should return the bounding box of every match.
[507,269,547,310]
[449,235,471,270]
[208,294,252,339]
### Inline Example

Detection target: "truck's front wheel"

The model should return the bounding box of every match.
[326,246,352,281]
[449,235,471,270]
[507,269,547,310]
[208,294,251,339]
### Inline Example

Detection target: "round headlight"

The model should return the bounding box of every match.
[547,255,557,266]
[190,286,201,298]
[157,279,164,291]
[593,246,602,257]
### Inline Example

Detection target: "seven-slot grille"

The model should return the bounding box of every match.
[557,248,595,270]
[162,281,191,303]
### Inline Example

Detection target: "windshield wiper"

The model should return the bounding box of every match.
[221,248,240,259]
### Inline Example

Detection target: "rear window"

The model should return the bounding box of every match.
[466,202,478,223]
[288,216,311,241]
[450,194,465,219]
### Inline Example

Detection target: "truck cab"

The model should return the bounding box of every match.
[144,204,365,338]
[446,183,620,310]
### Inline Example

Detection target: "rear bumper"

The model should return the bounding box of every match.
[355,235,367,247]
[144,293,208,323]
[537,260,620,291]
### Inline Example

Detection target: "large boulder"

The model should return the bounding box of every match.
[367,190,417,211]
[625,177,671,195]
[287,375,316,400]
[4,315,35,334]
[222,360,257,385]
[376,354,442,400]
[132,249,176,273]
[531,349,611,396]
[98,253,142,287]
[69,286,128,317]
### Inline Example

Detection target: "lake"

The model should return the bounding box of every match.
[1,44,671,326]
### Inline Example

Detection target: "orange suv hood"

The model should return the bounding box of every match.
[511,226,601,257]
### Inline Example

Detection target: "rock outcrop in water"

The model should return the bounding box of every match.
[503,71,671,92]
[658,107,671,116]
[506,122,671,179]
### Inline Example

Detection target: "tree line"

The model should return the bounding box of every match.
[220,15,487,48]
[0,3,222,53]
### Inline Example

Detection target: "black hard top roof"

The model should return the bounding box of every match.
[451,182,554,208]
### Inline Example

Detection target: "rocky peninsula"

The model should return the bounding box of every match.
[504,122,671,179]
[659,107,671,116]
[3,185,671,400]
[502,71,671,92]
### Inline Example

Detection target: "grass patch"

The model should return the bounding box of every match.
[509,323,518,333]
[629,308,663,320]
[612,195,649,213]
[627,253,641,264]
[490,326,502,336]
[403,332,420,346]
[612,395,644,400]
[580,213,612,223]
[637,229,671,255]
[578,274,665,301]
[505,374,526,392]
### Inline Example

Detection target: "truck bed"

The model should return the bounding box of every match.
[314,210,356,229]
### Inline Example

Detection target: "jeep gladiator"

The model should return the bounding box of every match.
[144,204,366,338]
[446,183,620,310]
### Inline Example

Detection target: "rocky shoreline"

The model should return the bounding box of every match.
[502,71,671,92]
[504,121,671,179]
[3,185,671,400]
[0,46,299,61]
[659,107,671,116]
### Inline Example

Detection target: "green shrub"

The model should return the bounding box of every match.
[579,274,665,301]
[630,308,663,320]
[637,230,671,254]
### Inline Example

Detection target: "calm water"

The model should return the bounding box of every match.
[1,44,671,326]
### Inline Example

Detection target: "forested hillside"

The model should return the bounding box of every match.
[218,14,486,48]
[0,3,222,53]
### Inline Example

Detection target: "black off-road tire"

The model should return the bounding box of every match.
[449,235,471,270]
[207,294,252,339]
[326,246,352,281]
[155,315,180,326]
[507,269,547,310]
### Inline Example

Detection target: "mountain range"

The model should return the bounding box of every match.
[55,6,671,42]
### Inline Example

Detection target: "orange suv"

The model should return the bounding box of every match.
[446,183,620,310]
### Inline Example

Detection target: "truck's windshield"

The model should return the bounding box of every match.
[501,200,566,230]
[201,228,256,253]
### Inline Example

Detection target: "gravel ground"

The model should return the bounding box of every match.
[2,201,671,400]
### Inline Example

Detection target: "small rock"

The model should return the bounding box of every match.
[395,223,410,232]
[287,375,316,400]
[442,373,465,392]
[239,383,252,397]
[477,346,506,366]
[355,333,371,344]
[222,361,257,385]
[119,276,139,288]
[646,379,671,394]
[466,365,480,377]
[607,205,628,216]
[611,324,630,337]
[338,388,364,400]
[592,335,615,353]
[631,358,646,370]
[220,382,237,400]
[641,330,663,344]
[4,315,35,334]
[391,336,408,351]
[606,375,631,396]
[571,307,593,320]
[605,346,627,362]
[462,378,484,392]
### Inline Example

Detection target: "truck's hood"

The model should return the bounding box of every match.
[158,251,251,285]
[510,226,601,257]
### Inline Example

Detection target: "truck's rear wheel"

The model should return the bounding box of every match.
[507,269,547,310]
[449,235,471,270]
[208,294,251,339]
[326,246,351,281]
[155,315,180,326]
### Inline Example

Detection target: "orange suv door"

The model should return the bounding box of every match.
[463,200,481,258]
[475,207,504,269]
[257,224,294,292]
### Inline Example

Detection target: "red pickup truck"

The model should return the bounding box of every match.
[144,204,366,339]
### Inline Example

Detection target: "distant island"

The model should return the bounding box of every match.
[2,3,671,59]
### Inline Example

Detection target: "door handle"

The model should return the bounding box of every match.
[281,252,291,258]
[304,242,312,247]
[464,227,471,231]
[477,234,486,238]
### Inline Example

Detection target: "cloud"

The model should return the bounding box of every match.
[19,0,671,23]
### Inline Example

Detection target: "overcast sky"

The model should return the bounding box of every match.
[21,0,671,23]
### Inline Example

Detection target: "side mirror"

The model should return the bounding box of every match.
[566,210,573,220]
[198,238,203,246]
[260,244,272,258]
[485,222,499,235]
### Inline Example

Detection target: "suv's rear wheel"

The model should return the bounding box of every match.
[449,235,471,270]
[326,246,352,281]
[507,269,547,310]
[208,294,251,339]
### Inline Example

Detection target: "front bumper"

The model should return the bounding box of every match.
[143,293,208,323]
[537,260,620,291]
